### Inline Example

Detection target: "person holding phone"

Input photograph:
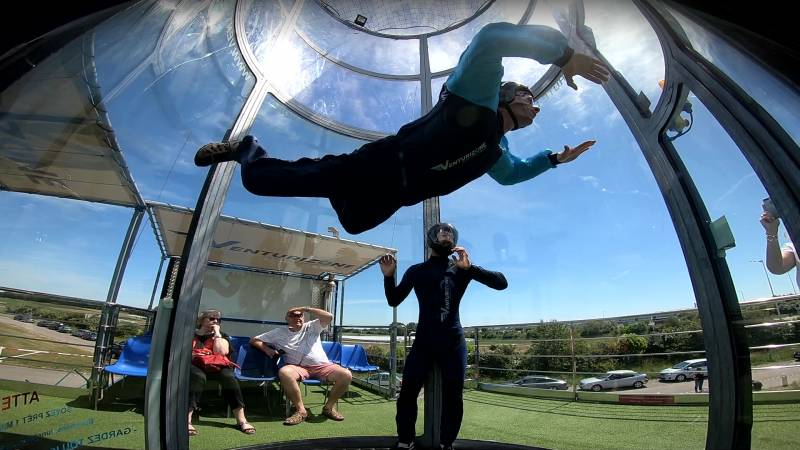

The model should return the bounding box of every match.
[760,198,798,286]
[381,223,508,450]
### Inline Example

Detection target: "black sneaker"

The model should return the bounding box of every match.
[194,140,240,166]
[393,442,415,450]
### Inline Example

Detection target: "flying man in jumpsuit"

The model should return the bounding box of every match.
[194,22,610,234]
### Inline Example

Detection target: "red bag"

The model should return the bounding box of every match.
[192,338,238,373]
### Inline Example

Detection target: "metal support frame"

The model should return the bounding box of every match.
[89,206,144,408]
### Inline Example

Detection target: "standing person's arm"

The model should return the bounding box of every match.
[446,22,607,111]
[761,212,796,274]
[380,254,415,307]
[452,247,508,290]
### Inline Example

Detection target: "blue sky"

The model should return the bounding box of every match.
[1,0,797,328]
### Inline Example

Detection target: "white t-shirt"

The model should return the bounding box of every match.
[785,242,800,286]
[254,319,329,366]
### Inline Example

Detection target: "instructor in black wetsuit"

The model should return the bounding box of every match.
[380,223,507,450]
[194,22,609,235]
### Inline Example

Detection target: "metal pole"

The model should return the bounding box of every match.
[570,325,577,399]
[147,256,167,310]
[90,207,144,408]
[338,280,346,343]
[389,308,398,399]
[751,259,775,296]
[474,327,480,381]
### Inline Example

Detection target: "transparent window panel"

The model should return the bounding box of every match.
[103,0,255,206]
[583,0,665,111]
[500,0,562,87]
[668,7,800,147]
[93,0,177,92]
[441,77,706,448]
[261,30,421,134]
[243,0,289,65]
[666,92,797,299]
[294,0,420,75]
[215,94,423,444]
[428,0,529,73]
[431,76,447,105]
[664,92,797,448]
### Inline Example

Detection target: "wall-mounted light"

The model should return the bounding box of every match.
[354,14,367,27]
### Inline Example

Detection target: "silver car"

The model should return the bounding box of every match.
[658,358,707,382]
[365,372,402,388]
[579,370,648,392]
[504,375,569,390]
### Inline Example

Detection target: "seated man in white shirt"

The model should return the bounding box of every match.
[250,306,352,425]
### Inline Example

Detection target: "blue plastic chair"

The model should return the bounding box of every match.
[228,336,252,362]
[339,344,356,369]
[234,344,279,413]
[346,344,379,372]
[321,341,342,364]
[104,334,152,378]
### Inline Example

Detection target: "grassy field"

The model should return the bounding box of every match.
[0,320,94,372]
[1,379,797,450]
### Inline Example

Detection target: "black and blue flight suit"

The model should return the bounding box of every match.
[385,255,507,446]
[234,22,574,234]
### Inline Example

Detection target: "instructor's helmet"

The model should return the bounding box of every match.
[498,81,534,130]
[427,223,459,256]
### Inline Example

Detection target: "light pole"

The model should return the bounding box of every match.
[750,259,775,297]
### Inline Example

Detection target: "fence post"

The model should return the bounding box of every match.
[474,327,480,382]
[389,314,398,399]
[570,324,577,400]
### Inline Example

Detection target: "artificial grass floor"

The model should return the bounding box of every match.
[0,380,797,450]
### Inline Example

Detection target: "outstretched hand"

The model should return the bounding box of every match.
[760,211,780,235]
[562,53,610,90]
[451,247,471,270]
[557,140,596,164]
[379,253,397,277]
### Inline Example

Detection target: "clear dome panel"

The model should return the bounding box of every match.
[262,30,421,134]
[428,0,529,73]
[322,0,489,37]
[294,0,420,75]
[243,0,289,66]
[663,91,797,442]
[583,0,664,111]
[664,91,797,297]
[500,1,561,90]
[93,0,178,92]
[668,7,800,147]
[440,76,706,447]
[0,194,133,299]
[101,0,254,206]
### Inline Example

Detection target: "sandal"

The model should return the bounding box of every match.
[238,421,256,434]
[283,410,308,426]
[188,425,198,436]
[321,406,344,421]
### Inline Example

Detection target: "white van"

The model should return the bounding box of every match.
[658,358,707,381]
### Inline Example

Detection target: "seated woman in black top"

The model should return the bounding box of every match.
[189,309,255,436]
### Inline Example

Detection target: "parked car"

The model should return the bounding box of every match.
[365,372,402,388]
[37,319,54,327]
[46,322,64,330]
[658,358,707,382]
[503,375,569,390]
[82,331,98,341]
[793,351,800,362]
[57,324,73,333]
[752,380,763,391]
[71,329,90,338]
[13,313,33,322]
[579,370,648,392]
